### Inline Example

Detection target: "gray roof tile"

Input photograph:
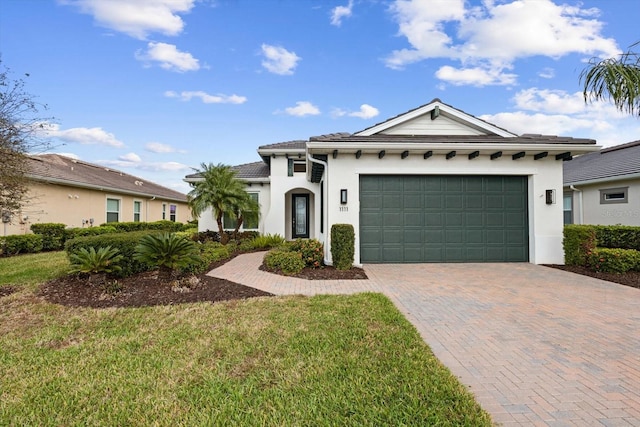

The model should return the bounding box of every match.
[184,162,270,181]
[258,140,307,150]
[309,133,596,145]
[28,154,187,201]
[563,140,640,184]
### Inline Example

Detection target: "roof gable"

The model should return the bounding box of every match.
[355,98,517,138]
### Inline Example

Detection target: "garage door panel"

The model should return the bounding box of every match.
[360,175,528,263]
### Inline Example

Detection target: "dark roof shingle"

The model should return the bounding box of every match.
[563,140,640,184]
[28,154,187,201]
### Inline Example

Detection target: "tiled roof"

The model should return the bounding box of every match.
[27,154,187,202]
[564,140,640,184]
[309,133,596,145]
[258,140,307,150]
[184,162,270,181]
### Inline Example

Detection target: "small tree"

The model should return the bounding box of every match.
[0,60,53,222]
[230,192,260,240]
[187,163,246,244]
[133,233,200,280]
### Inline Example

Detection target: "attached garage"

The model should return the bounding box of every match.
[360,175,529,263]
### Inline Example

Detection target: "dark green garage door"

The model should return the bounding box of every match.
[360,175,528,263]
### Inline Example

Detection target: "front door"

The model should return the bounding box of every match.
[292,194,309,238]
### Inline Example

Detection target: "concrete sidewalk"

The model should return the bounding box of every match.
[209,252,640,426]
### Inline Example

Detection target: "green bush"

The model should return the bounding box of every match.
[182,242,234,274]
[30,223,66,251]
[594,225,640,251]
[133,233,200,279]
[563,225,596,266]
[69,246,124,284]
[289,238,324,268]
[65,226,117,240]
[65,231,154,277]
[587,248,640,273]
[101,220,187,233]
[249,234,286,250]
[331,224,355,270]
[264,249,305,275]
[0,234,43,256]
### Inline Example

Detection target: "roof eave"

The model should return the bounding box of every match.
[564,172,640,187]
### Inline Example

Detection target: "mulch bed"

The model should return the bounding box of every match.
[544,264,640,289]
[33,252,367,309]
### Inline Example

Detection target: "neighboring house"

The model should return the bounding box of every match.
[3,154,191,236]
[563,140,640,226]
[185,99,598,265]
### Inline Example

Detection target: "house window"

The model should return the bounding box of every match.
[563,193,573,225]
[600,187,628,204]
[169,204,176,222]
[133,201,141,222]
[293,161,306,173]
[287,159,294,176]
[162,203,166,220]
[106,198,120,223]
[222,193,259,230]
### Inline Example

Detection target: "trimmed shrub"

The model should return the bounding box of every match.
[595,225,640,251]
[0,234,43,256]
[101,220,187,233]
[587,247,640,273]
[65,226,117,240]
[264,249,305,275]
[289,238,324,268]
[563,225,596,266]
[65,231,155,277]
[181,242,234,274]
[331,224,355,270]
[30,223,66,251]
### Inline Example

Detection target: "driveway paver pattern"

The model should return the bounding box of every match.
[209,252,640,426]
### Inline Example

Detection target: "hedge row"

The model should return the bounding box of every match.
[563,224,640,273]
[0,221,193,257]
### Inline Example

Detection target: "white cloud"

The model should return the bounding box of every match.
[164,90,247,104]
[385,0,620,86]
[479,87,639,148]
[99,159,191,173]
[284,101,320,117]
[538,67,555,79]
[119,152,141,162]
[330,0,353,26]
[334,104,379,119]
[435,64,517,86]
[45,123,124,147]
[145,142,184,153]
[136,42,200,72]
[61,0,195,39]
[261,44,300,75]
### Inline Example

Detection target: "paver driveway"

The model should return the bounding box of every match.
[209,252,640,426]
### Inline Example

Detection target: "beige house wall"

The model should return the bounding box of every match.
[3,181,191,236]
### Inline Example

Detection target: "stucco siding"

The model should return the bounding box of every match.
[4,181,191,236]
[322,152,565,265]
[568,178,640,226]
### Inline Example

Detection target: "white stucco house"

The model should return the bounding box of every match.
[563,140,640,226]
[185,99,599,265]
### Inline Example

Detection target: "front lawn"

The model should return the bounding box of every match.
[0,253,491,426]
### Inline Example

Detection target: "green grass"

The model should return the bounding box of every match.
[0,251,70,290]
[0,252,492,426]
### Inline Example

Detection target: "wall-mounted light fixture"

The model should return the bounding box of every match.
[545,189,555,205]
[340,189,348,204]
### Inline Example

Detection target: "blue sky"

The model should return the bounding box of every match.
[2,0,639,194]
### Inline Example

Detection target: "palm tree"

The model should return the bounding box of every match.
[230,191,261,240]
[187,163,246,244]
[581,42,640,116]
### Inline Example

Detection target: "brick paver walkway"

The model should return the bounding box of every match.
[209,252,640,426]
